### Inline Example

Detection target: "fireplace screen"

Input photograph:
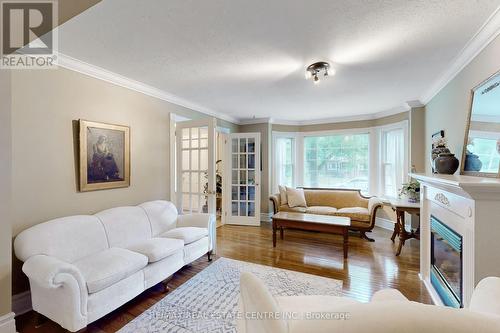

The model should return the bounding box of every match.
[431,215,463,308]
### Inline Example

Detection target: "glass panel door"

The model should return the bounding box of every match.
[225,133,261,226]
[176,118,216,218]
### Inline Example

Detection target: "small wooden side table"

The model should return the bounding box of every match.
[388,199,421,256]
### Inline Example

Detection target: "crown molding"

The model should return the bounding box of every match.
[243,104,412,126]
[56,53,421,127]
[56,53,241,125]
[420,6,500,105]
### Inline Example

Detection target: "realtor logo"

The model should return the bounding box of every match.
[1,1,58,69]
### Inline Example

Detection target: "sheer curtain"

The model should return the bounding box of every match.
[382,128,405,197]
[273,137,294,193]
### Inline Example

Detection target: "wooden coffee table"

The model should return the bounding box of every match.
[272,212,351,259]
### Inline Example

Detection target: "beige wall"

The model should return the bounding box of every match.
[272,111,409,133]
[10,67,236,295]
[410,107,426,173]
[425,34,500,173]
[1,70,12,316]
[238,123,272,214]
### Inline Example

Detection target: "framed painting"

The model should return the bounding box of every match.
[79,120,130,192]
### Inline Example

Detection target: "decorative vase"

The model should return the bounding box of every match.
[434,153,460,175]
[431,145,450,173]
[464,152,482,172]
[407,194,419,203]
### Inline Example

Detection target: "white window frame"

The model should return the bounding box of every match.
[272,120,409,197]
[272,132,298,193]
[376,120,410,198]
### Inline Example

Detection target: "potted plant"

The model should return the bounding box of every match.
[399,180,421,203]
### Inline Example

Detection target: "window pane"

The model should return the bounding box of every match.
[303,134,369,192]
[275,137,295,188]
[382,129,404,197]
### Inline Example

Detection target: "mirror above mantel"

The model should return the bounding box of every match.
[461,70,500,178]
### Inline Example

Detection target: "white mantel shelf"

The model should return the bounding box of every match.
[411,173,500,200]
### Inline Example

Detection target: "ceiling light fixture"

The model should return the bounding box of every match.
[306,61,333,84]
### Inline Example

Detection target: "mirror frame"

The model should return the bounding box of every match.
[461,69,500,178]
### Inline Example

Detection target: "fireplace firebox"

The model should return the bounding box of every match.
[430,215,463,308]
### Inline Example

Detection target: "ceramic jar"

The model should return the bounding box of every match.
[464,152,482,172]
[431,145,450,173]
[434,153,460,175]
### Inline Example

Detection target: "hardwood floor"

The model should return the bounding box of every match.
[16,223,430,333]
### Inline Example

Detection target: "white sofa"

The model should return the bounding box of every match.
[238,272,500,333]
[14,200,215,332]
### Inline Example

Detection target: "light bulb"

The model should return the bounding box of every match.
[313,74,319,84]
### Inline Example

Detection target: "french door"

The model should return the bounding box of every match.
[225,133,261,226]
[175,118,217,218]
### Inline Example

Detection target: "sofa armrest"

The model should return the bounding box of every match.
[269,194,281,214]
[176,213,214,229]
[368,197,384,216]
[469,277,500,316]
[371,289,409,302]
[176,213,216,251]
[23,255,88,318]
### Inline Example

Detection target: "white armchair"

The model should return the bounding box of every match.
[238,272,500,333]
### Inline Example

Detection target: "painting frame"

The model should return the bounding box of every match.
[79,119,130,192]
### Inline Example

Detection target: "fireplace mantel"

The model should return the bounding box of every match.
[411,173,500,308]
[411,173,500,200]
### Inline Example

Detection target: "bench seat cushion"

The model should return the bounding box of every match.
[74,248,148,293]
[279,205,307,213]
[305,206,338,215]
[161,227,208,245]
[334,207,370,222]
[128,238,184,263]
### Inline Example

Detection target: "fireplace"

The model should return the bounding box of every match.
[430,215,463,308]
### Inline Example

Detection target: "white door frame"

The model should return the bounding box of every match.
[224,132,261,226]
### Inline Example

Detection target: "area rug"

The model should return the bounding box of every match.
[118,257,343,333]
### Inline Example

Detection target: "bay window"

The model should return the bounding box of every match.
[272,120,409,197]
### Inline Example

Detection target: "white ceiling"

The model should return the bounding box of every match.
[57,0,500,124]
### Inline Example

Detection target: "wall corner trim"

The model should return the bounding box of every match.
[56,53,241,125]
[420,6,500,104]
[0,312,16,333]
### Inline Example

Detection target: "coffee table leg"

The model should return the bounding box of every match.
[343,228,348,259]
[280,227,284,240]
[272,220,277,247]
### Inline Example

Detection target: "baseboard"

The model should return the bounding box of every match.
[375,217,411,231]
[12,291,31,317]
[260,213,272,223]
[0,312,16,333]
[375,217,395,231]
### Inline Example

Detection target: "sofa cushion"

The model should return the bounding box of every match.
[278,185,288,205]
[128,238,184,263]
[286,187,307,208]
[95,206,151,248]
[73,248,148,293]
[139,201,178,236]
[161,227,208,245]
[279,205,307,213]
[306,206,338,215]
[334,207,370,222]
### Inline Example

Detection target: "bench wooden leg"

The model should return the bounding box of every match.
[343,229,349,259]
[360,231,375,242]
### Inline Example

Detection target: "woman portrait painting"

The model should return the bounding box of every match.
[79,120,130,191]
